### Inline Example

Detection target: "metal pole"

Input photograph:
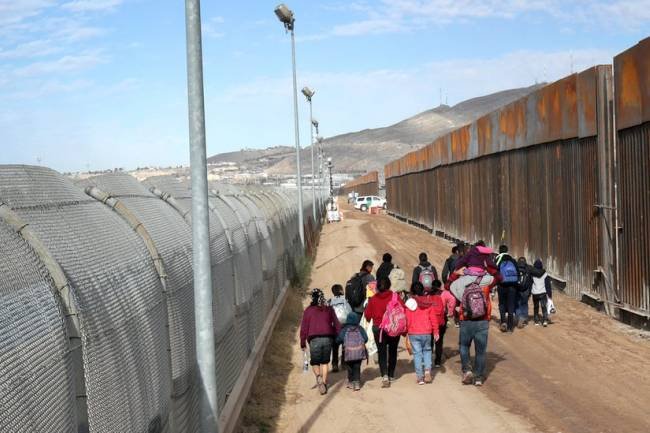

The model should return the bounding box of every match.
[308,100,316,222]
[184,1,218,431]
[290,28,305,247]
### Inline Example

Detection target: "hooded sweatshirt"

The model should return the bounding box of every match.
[364,290,404,328]
[412,261,439,285]
[405,296,440,337]
[453,246,496,273]
[531,259,552,296]
[336,312,369,345]
[300,305,341,349]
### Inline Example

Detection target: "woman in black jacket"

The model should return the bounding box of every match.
[376,253,394,282]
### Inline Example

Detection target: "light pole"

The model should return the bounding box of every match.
[327,156,334,198]
[301,86,317,222]
[275,3,304,247]
[184,0,218,431]
[315,134,323,211]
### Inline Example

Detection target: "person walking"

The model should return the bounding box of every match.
[364,277,403,388]
[531,259,551,327]
[405,282,440,385]
[431,280,449,367]
[376,253,395,282]
[458,271,501,386]
[328,284,351,372]
[442,245,460,284]
[300,289,342,395]
[336,312,368,391]
[346,260,375,314]
[412,252,438,292]
[495,245,519,332]
[516,257,532,327]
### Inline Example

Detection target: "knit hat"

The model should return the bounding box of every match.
[534,259,543,269]
[311,288,326,306]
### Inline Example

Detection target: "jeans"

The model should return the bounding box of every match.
[332,341,342,367]
[459,320,489,380]
[434,323,447,365]
[516,288,530,321]
[372,326,400,378]
[409,334,432,378]
[533,293,548,322]
[346,360,361,383]
[498,285,517,330]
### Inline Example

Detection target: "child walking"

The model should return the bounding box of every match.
[336,312,368,391]
[328,284,351,372]
[404,282,440,384]
[531,259,551,327]
[431,280,449,368]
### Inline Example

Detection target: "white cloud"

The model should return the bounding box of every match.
[306,0,650,39]
[0,39,61,59]
[61,0,123,13]
[203,16,225,39]
[0,0,56,26]
[14,51,106,77]
[8,78,93,99]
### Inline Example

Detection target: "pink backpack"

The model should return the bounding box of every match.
[379,292,407,342]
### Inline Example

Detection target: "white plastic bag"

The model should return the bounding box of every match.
[361,316,378,357]
[547,298,556,315]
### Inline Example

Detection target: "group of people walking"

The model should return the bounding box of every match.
[299,242,556,394]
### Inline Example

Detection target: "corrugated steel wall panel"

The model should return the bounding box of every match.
[341,171,379,196]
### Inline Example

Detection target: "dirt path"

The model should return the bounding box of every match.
[239,203,650,433]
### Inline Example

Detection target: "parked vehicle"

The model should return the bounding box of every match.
[354,196,387,212]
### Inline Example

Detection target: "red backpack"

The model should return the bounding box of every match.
[379,292,407,342]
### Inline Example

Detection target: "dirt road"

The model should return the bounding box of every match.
[239,203,650,433]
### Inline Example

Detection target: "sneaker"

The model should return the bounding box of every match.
[474,378,483,387]
[318,382,328,395]
[499,323,508,332]
[434,363,442,369]
[534,320,540,326]
[517,321,525,329]
[381,375,391,388]
[462,371,474,385]
[424,370,432,383]
[417,378,425,385]
[389,376,396,382]
[346,381,353,389]
[542,320,548,327]
[353,381,361,391]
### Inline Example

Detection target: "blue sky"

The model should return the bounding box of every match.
[1,0,649,172]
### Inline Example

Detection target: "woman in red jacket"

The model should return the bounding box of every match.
[405,282,441,384]
[300,289,341,395]
[364,277,403,388]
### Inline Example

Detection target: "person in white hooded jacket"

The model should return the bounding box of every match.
[531,259,551,326]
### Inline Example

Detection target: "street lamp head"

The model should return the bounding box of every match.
[274,4,295,30]
[301,86,315,100]
[311,118,319,128]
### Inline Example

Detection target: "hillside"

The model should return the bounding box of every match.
[208,85,542,175]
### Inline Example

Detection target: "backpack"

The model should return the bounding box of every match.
[418,265,435,290]
[518,268,532,291]
[499,260,519,284]
[462,277,487,320]
[379,292,408,341]
[330,297,352,324]
[343,326,367,362]
[345,273,365,309]
[388,267,407,293]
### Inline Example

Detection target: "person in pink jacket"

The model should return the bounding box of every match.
[433,280,455,367]
[405,282,441,385]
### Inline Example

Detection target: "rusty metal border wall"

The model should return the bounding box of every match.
[385,64,622,310]
[614,38,650,317]
[342,171,379,196]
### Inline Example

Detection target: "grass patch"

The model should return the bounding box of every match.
[237,254,313,433]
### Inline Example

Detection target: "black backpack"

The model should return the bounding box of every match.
[345,273,366,309]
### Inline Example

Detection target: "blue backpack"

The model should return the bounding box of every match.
[500,260,519,284]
